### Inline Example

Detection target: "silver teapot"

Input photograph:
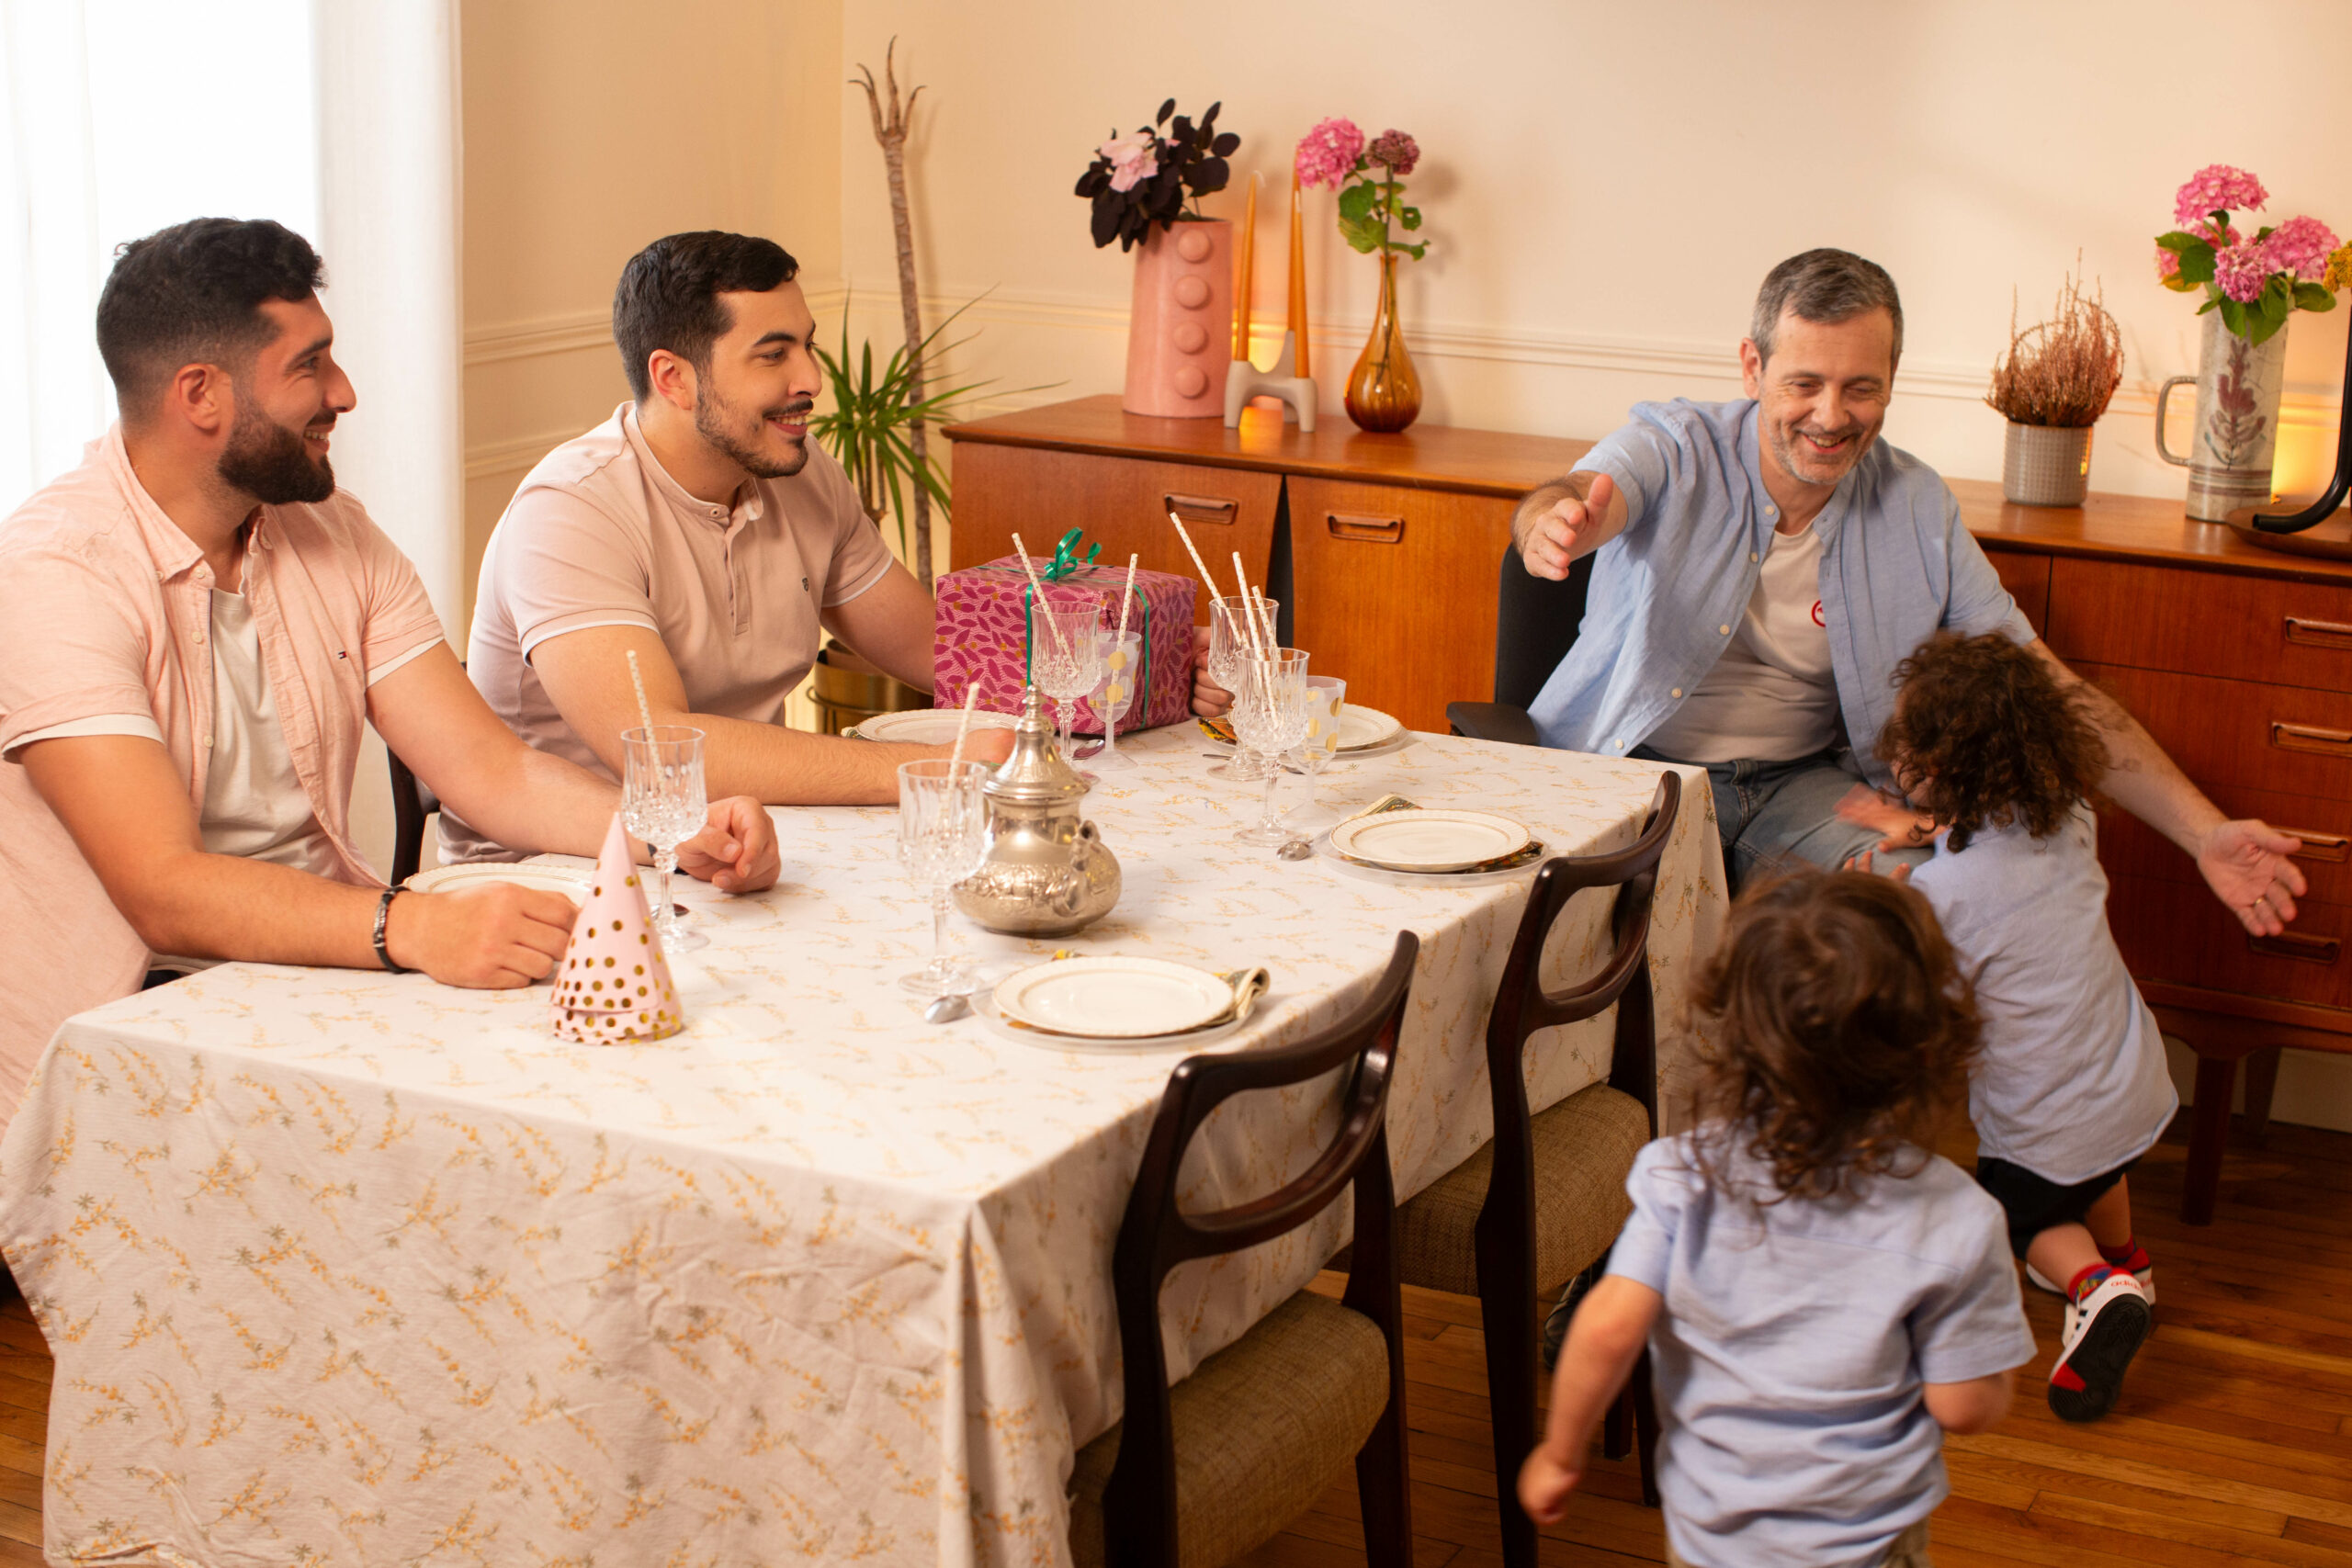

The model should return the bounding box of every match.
[953,686,1121,936]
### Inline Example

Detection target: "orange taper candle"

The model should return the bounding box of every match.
[1233,171,1260,361]
[1287,169,1310,379]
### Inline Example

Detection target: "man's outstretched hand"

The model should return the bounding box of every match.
[2199,819,2308,936]
[1515,473,1618,581]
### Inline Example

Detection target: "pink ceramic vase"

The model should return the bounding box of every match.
[1123,219,1232,418]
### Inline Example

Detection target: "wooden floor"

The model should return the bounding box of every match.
[0,1114,2347,1565]
[1248,1114,2352,1568]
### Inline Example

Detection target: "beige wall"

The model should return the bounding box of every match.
[832,0,2350,507]
[459,0,844,623]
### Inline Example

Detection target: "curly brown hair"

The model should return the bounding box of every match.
[1689,867,1982,1201]
[1874,632,2109,852]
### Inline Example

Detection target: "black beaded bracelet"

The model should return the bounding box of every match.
[373,887,412,974]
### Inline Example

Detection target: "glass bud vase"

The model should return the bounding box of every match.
[1344,252,1422,434]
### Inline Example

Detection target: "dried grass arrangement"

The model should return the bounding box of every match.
[1986,270,2125,428]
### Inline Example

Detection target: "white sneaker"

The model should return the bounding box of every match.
[2026,1253,2154,1311]
[2047,1272,2153,1423]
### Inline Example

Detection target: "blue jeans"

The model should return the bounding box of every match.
[1635,746,1931,890]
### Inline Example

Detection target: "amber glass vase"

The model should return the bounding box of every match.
[1344,252,1422,433]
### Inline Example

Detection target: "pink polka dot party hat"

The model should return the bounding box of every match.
[549,813,683,1043]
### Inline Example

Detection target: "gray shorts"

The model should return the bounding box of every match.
[1666,1517,1931,1568]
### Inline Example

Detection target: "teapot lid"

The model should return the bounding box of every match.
[987,685,1091,806]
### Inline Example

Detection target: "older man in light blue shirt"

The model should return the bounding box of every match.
[1514,248,2304,932]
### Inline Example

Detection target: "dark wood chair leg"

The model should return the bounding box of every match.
[1631,1351,1661,1508]
[1354,1382,1412,1568]
[2242,1045,2283,1146]
[1476,1239,1539,1568]
[2182,1052,2238,1225]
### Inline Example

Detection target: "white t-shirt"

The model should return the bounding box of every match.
[1644,524,1838,764]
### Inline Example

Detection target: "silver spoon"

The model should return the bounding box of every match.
[923,991,972,1024]
[1277,838,1314,862]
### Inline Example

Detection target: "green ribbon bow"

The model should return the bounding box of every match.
[1042,527,1101,581]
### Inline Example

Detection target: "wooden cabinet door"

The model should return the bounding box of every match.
[1980,546,2051,638]
[946,443,1283,593]
[1285,476,1517,732]
[2048,557,2352,693]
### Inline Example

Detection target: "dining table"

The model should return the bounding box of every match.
[0,720,1724,1568]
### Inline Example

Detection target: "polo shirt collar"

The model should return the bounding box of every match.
[621,404,765,531]
[102,423,206,581]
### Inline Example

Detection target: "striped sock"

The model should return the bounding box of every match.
[2067,1263,2120,1303]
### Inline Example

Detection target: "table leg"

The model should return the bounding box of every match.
[2182,1053,2238,1226]
[2242,1045,2283,1146]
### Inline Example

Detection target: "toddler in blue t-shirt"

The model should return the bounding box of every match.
[1859,632,2176,1423]
[1520,868,2033,1568]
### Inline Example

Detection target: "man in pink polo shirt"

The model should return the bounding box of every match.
[446,231,1020,859]
[0,219,782,1124]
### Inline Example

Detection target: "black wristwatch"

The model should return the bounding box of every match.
[373,887,412,974]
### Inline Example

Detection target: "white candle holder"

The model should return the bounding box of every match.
[1223,331,1317,433]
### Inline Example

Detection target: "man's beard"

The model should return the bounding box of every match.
[1763,418,1874,489]
[218,400,335,505]
[693,383,812,480]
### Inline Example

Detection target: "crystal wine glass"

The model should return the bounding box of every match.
[621,725,709,953]
[1286,674,1348,827]
[1085,628,1143,773]
[1030,589,1107,764]
[897,758,992,996]
[1231,648,1311,846]
[1204,593,1280,783]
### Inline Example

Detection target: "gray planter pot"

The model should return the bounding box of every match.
[2003,422,2094,506]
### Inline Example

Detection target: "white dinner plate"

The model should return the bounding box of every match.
[850,709,1020,745]
[993,956,1236,1039]
[1202,704,1403,752]
[1329,809,1532,874]
[405,863,594,898]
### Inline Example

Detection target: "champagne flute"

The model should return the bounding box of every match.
[1231,648,1311,846]
[1204,593,1279,782]
[622,725,709,953]
[897,758,992,996]
[1086,627,1142,773]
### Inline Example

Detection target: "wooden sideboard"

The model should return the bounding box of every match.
[945,398,2352,1224]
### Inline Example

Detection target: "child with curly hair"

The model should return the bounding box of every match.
[1871,631,2176,1423]
[1520,868,2032,1568]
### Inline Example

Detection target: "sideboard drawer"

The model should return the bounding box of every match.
[948,443,1283,590]
[2048,558,2352,691]
[1981,547,2050,638]
[2078,663,2352,804]
[2109,873,2351,1009]
[1286,476,1518,732]
[2096,786,2352,908]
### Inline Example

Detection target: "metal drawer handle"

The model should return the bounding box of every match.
[1327,513,1404,544]
[2280,828,2352,863]
[2284,616,2352,651]
[1163,492,1238,525]
[2247,931,2342,965]
[2272,722,2352,758]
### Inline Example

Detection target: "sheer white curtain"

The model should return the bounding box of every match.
[0,0,463,637]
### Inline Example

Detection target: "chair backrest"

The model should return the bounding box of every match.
[1492,543,1594,711]
[1102,931,1419,1561]
[387,750,441,886]
[1489,773,1681,1139]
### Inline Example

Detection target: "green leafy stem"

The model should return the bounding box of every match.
[2156,216,2336,345]
[1336,167,1427,261]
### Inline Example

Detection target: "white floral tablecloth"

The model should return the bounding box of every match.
[0,727,1723,1568]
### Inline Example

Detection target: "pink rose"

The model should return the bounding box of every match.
[1295,117,1365,189]
[1099,130,1159,194]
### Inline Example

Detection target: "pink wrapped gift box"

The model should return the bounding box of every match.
[933,545,1197,735]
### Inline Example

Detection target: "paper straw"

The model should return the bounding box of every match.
[1008,531,1074,659]
[1230,553,1275,658]
[1115,553,1138,641]
[1168,512,1223,601]
[1249,585,1277,651]
[947,683,980,771]
[626,649,657,738]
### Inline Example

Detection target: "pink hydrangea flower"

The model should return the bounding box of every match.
[2174,164,2267,228]
[1295,118,1365,188]
[1099,130,1159,194]
[2213,239,2274,303]
[2154,245,2181,280]
[1366,129,1420,176]
[2263,214,2341,280]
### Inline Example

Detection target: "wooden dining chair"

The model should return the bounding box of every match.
[1393,773,1680,1566]
[387,747,439,886]
[1067,931,1419,1568]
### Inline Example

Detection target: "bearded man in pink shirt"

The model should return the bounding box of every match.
[0,219,782,1124]
[447,231,1015,860]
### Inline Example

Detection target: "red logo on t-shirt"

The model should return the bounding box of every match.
[1810,600,1826,627]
